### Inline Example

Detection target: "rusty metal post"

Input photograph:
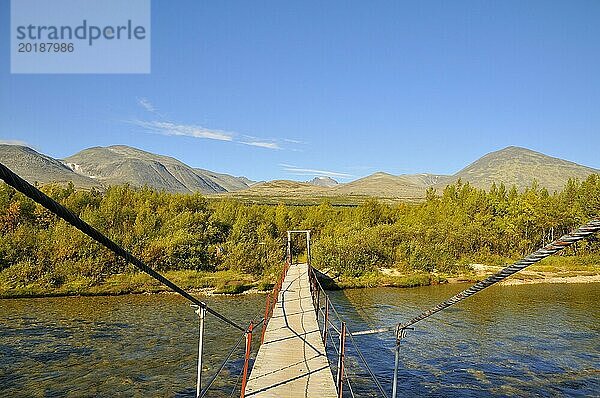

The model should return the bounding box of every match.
[336,321,346,398]
[323,296,329,346]
[315,287,321,321]
[286,231,292,264]
[306,230,311,267]
[261,294,270,344]
[240,322,253,398]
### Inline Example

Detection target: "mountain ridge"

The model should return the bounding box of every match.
[307,176,338,187]
[437,146,599,193]
[0,144,100,189]
[0,144,598,201]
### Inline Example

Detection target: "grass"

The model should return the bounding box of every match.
[0,269,257,299]
[528,254,600,272]
[1,253,598,299]
[256,280,275,292]
[206,194,420,206]
[325,271,445,289]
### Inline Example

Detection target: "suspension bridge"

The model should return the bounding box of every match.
[1,161,599,398]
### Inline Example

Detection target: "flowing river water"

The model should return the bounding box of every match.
[1,283,598,397]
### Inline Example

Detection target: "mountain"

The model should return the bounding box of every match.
[439,146,600,192]
[65,146,227,193]
[0,145,100,188]
[399,173,450,187]
[2,144,598,201]
[331,172,428,199]
[0,144,252,194]
[194,168,254,192]
[307,176,338,187]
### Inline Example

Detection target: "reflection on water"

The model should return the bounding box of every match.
[0,283,598,397]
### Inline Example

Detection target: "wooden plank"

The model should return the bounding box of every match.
[245,263,338,398]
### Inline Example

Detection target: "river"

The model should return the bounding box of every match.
[1,283,598,397]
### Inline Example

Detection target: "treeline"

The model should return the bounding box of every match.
[0,175,598,289]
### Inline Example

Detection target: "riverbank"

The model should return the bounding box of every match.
[0,269,270,299]
[1,256,598,299]
[316,254,600,289]
[318,267,600,290]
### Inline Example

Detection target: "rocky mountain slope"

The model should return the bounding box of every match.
[65,145,251,194]
[0,145,100,188]
[307,176,339,187]
[438,146,599,193]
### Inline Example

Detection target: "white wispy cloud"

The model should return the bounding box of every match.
[132,120,234,141]
[132,97,294,150]
[137,97,156,113]
[242,140,281,150]
[283,138,305,144]
[280,163,354,179]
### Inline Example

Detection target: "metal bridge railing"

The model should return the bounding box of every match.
[203,258,292,398]
[308,266,390,398]
[260,260,291,344]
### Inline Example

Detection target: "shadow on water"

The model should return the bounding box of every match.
[325,283,600,397]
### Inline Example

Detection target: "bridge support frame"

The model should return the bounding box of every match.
[240,322,254,398]
[392,326,412,398]
[286,230,311,266]
[193,305,206,398]
[336,321,346,398]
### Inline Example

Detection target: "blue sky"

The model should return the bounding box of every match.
[1,0,599,182]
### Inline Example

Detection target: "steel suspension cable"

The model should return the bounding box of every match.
[345,328,390,398]
[327,325,357,398]
[397,219,600,334]
[0,162,246,332]
[199,330,247,398]
[312,268,389,397]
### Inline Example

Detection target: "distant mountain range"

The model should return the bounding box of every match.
[0,144,254,194]
[307,176,339,187]
[0,145,99,189]
[64,145,254,194]
[0,144,598,201]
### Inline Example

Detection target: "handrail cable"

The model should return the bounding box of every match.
[327,324,357,398]
[323,311,388,397]
[345,325,390,398]
[228,365,244,398]
[200,315,264,398]
[0,162,245,332]
[310,267,389,397]
[396,219,600,335]
[199,329,247,398]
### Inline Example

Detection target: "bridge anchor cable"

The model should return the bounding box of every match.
[0,162,246,332]
[389,218,600,398]
[397,219,600,333]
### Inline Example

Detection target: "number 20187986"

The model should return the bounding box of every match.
[17,42,74,52]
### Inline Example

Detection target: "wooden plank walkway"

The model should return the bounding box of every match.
[245,263,338,397]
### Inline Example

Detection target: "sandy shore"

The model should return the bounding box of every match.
[497,274,600,286]
[466,264,600,286]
